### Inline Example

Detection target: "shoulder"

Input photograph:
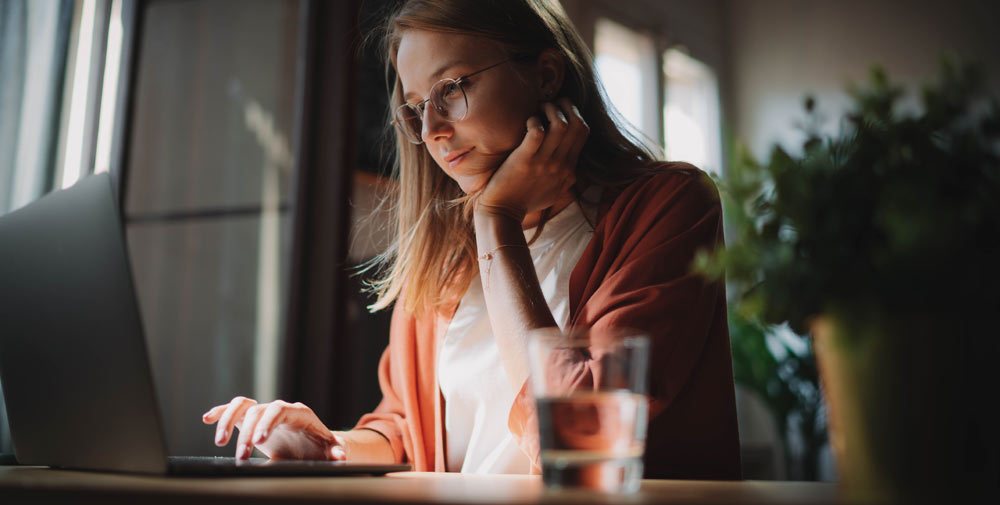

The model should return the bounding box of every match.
[598,162,721,224]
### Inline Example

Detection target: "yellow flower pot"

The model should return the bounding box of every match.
[811,312,996,504]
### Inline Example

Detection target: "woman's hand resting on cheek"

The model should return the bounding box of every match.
[202,396,346,461]
[475,97,589,221]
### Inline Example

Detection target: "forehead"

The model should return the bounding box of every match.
[396,30,505,98]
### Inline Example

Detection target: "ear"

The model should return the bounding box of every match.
[535,48,565,100]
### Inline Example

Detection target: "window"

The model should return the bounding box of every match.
[663,48,722,176]
[593,17,661,153]
[122,0,303,456]
[1,0,73,214]
[592,17,723,176]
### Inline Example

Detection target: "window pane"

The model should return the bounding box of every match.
[594,17,660,153]
[126,215,293,455]
[0,0,73,214]
[663,48,722,175]
[123,0,301,456]
[125,0,298,215]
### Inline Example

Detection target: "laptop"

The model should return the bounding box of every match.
[0,173,409,476]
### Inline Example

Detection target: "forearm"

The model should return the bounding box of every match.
[474,209,558,390]
[332,428,396,464]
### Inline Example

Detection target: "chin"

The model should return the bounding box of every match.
[448,170,493,195]
[457,176,491,195]
[440,161,496,195]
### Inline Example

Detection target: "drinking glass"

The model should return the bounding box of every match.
[527,327,650,493]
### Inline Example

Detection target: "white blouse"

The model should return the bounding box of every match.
[437,200,595,474]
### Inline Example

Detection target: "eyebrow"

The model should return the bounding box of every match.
[402,60,465,101]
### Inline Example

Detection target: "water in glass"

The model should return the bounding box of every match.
[536,390,648,493]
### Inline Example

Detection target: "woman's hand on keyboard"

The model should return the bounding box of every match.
[202,396,346,461]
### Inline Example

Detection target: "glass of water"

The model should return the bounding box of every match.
[527,327,650,493]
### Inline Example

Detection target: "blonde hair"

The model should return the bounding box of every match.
[360,0,661,316]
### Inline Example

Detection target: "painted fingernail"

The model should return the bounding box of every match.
[215,431,225,446]
[237,445,245,459]
[253,430,266,444]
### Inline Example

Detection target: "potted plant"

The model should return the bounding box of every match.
[697,60,1000,502]
[728,310,826,481]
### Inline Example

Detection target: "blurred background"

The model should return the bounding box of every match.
[0,0,997,481]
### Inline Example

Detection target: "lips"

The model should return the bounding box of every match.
[443,147,473,164]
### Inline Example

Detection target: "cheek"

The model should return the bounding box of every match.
[469,102,533,154]
[468,78,537,151]
[430,84,536,193]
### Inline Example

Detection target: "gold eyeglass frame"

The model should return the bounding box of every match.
[392,58,513,144]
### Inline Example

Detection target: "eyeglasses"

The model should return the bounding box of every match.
[392,59,512,145]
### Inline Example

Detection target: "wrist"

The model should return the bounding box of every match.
[332,429,396,464]
[474,206,526,241]
[474,207,528,248]
[473,202,526,224]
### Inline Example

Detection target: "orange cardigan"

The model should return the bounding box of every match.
[354,165,742,479]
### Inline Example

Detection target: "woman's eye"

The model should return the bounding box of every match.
[442,82,461,98]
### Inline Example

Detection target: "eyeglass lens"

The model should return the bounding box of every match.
[395,79,468,143]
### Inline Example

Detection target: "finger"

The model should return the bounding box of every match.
[329,432,348,461]
[215,397,255,445]
[215,397,256,446]
[201,405,227,424]
[331,445,346,461]
[561,173,577,193]
[526,115,545,134]
[516,116,546,156]
[552,99,589,162]
[251,401,290,446]
[535,102,569,162]
[293,403,337,446]
[236,404,266,460]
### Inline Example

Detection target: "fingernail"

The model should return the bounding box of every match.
[331,446,346,460]
[253,430,265,444]
[237,444,246,459]
[215,432,225,446]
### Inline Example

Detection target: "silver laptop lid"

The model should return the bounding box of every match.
[0,173,169,474]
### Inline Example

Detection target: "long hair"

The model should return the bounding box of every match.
[360,0,661,316]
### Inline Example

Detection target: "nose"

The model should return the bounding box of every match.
[421,104,453,144]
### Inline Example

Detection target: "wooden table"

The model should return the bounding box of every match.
[0,466,840,504]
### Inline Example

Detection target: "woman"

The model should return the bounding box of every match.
[203,0,740,479]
